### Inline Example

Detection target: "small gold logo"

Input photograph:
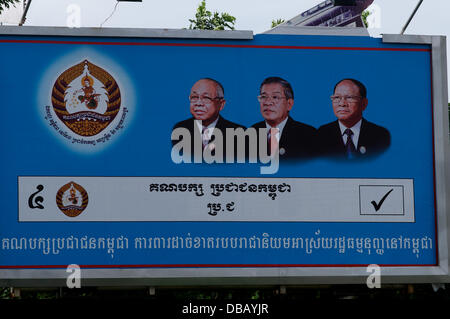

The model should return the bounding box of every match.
[56,182,89,217]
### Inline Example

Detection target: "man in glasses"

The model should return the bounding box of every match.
[317,78,390,159]
[172,78,245,162]
[251,76,317,160]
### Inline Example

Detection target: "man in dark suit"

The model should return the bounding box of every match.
[317,78,390,159]
[171,78,245,163]
[251,77,317,160]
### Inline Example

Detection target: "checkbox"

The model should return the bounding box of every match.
[359,185,404,215]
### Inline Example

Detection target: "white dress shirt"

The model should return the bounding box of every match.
[338,119,362,147]
[265,116,289,142]
[195,117,219,143]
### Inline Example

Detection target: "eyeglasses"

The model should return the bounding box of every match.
[257,95,288,103]
[189,95,223,103]
[330,95,362,103]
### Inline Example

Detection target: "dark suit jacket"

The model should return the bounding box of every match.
[317,118,390,159]
[251,116,317,160]
[172,115,246,162]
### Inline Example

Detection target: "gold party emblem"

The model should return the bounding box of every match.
[56,182,89,217]
[51,60,121,137]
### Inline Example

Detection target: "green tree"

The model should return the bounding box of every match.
[0,0,20,14]
[271,18,285,28]
[189,0,236,31]
[361,10,370,28]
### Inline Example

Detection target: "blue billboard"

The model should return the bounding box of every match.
[0,29,442,278]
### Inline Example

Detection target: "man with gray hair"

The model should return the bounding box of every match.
[172,78,245,162]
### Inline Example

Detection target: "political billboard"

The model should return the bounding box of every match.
[0,27,448,286]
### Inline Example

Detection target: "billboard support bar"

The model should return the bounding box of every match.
[400,0,424,35]
[0,25,254,40]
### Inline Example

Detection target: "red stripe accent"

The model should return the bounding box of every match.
[0,263,437,269]
[0,39,431,52]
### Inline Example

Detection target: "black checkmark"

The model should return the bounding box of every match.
[371,188,394,211]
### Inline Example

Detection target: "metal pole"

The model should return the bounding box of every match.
[19,0,33,26]
[400,0,424,34]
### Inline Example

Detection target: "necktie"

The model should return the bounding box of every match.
[267,127,279,156]
[202,126,209,150]
[344,128,357,159]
